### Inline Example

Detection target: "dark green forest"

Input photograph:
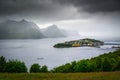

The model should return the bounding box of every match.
[51,49,120,73]
[0,49,120,73]
[0,57,48,73]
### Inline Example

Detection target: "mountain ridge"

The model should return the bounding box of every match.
[41,25,66,38]
[0,19,44,39]
[0,19,80,39]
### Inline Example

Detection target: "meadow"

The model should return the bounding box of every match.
[0,71,120,80]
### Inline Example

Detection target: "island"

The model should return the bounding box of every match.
[53,38,104,48]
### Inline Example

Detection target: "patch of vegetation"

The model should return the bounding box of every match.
[0,58,27,73]
[0,49,120,73]
[54,43,72,48]
[0,72,120,80]
[0,57,48,73]
[30,64,48,73]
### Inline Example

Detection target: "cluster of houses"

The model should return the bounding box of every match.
[63,38,104,47]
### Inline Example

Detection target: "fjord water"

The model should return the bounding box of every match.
[0,37,118,70]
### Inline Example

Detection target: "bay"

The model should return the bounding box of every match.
[0,37,118,70]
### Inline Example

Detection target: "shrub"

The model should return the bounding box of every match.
[30,64,41,73]
[0,56,6,72]
[41,65,48,72]
[4,60,27,73]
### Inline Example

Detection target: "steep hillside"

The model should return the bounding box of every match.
[0,19,44,39]
[41,25,66,38]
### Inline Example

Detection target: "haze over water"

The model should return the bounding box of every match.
[0,37,118,70]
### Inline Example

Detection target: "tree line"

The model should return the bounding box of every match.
[51,49,120,73]
[0,57,48,73]
[0,49,120,73]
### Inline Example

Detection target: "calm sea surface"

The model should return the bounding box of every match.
[0,37,119,70]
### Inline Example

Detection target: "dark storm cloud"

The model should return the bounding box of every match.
[54,0,120,13]
[1,0,120,16]
[0,0,80,22]
[0,0,70,22]
[0,0,120,23]
[0,0,54,15]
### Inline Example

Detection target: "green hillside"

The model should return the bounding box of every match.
[51,49,120,73]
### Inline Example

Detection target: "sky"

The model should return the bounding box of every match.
[0,0,120,40]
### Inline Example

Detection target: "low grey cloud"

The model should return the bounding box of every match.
[0,0,52,15]
[0,0,120,22]
[0,0,72,22]
[54,0,120,13]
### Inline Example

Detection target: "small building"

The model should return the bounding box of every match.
[87,41,94,46]
[72,44,81,47]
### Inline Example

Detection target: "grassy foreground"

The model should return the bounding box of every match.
[0,71,120,80]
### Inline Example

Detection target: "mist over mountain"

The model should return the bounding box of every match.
[61,29,80,37]
[0,19,44,39]
[0,19,80,39]
[41,25,66,38]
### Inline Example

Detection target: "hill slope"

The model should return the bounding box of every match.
[52,49,120,72]
[41,25,66,38]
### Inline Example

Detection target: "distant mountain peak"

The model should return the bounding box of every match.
[41,25,66,38]
[5,19,28,23]
[47,25,58,29]
[20,19,27,22]
[51,24,57,27]
[0,19,44,39]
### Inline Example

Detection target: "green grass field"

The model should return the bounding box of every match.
[0,71,120,80]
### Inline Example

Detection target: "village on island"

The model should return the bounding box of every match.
[53,38,104,48]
